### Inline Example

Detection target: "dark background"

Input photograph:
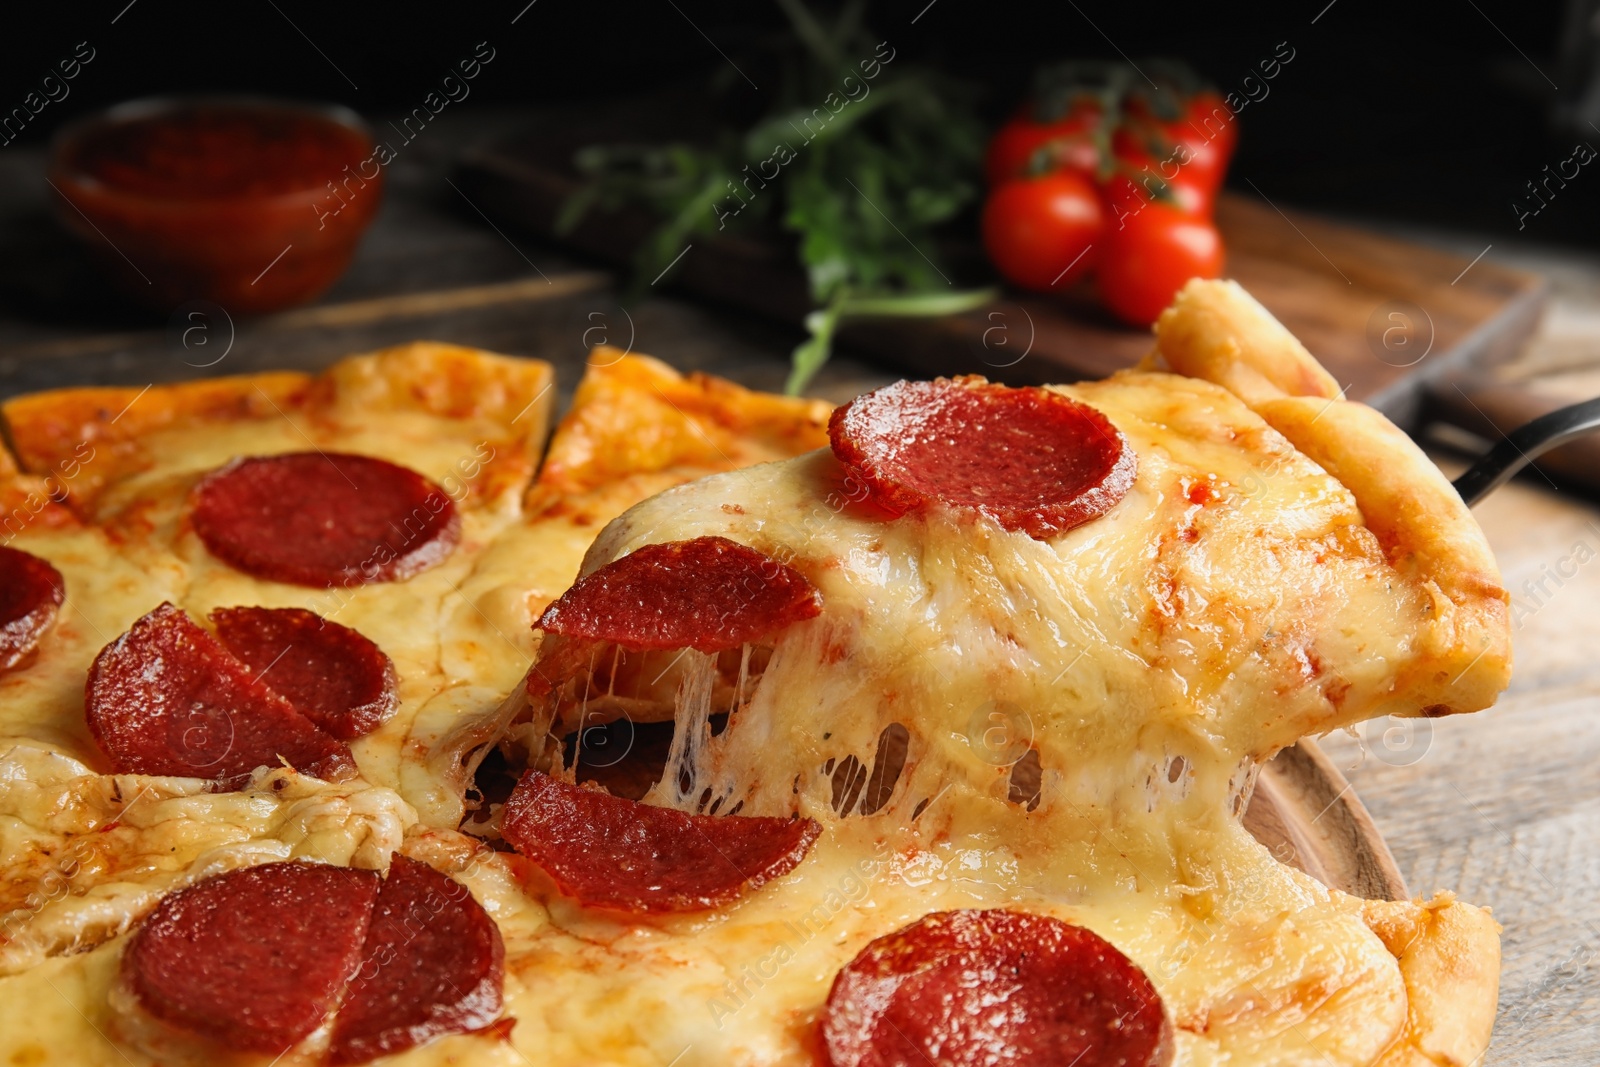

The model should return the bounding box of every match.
[1,0,1592,246]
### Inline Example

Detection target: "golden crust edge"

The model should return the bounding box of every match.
[528,347,831,507]
[311,339,555,445]
[1151,278,1511,718]
[1142,275,1342,405]
[0,342,555,522]
[1364,893,1502,1067]
[0,420,78,541]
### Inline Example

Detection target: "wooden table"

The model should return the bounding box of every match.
[2,117,1596,1062]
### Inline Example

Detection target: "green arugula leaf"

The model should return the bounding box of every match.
[561,1,986,394]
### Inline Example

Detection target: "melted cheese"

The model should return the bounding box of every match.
[476,370,1470,1065]
[0,746,415,978]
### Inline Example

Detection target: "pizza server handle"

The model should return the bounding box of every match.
[1440,383,1600,506]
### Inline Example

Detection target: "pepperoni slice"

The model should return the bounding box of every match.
[828,378,1137,540]
[211,606,397,740]
[191,452,461,588]
[123,861,380,1055]
[823,909,1173,1067]
[85,602,355,787]
[502,772,821,913]
[0,544,64,672]
[330,856,505,1064]
[535,536,821,654]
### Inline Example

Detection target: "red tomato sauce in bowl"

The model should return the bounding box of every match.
[50,99,383,314]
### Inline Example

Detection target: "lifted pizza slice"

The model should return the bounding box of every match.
[487,280,1507,1066]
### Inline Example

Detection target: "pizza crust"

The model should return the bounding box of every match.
[530,347,831,506]
[1142,276,1343,405]
[3,372,310,516]
[1364,894,1501,1067]
[2,342,555,522]
[1152,280,1511,719]
[1149,280,1507,1064]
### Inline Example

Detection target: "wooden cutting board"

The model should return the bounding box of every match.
[458,115,1545,431]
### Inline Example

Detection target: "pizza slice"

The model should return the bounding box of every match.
[482,279,1508,1065]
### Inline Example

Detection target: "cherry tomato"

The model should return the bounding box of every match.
[1165,126,1228,196]
[984,104,1103,185]
[985,117,1055,185]
[1120,92,1236,196]
[1104,133,1211,222]
[1186,91,1238,169]
[1101,173,1208,234]
[982,172,1105,292]
[1046,128,1101,179]
[1097,201,1223,326]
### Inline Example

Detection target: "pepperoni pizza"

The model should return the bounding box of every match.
[0,283,1509,1066]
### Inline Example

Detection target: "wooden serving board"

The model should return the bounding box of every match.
[1247,740,1407,901]
[457,110,1545,431]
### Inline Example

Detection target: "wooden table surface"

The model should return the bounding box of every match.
[2,114,1596,1062]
